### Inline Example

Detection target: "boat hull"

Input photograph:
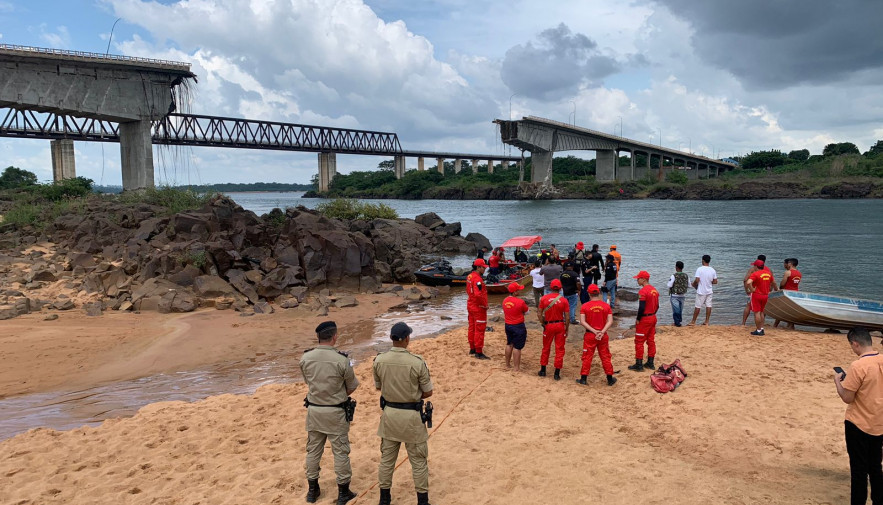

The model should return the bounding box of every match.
[765,291,883,331]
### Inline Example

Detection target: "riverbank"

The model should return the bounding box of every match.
[0,320,861,504]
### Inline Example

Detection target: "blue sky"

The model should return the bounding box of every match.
[1,0,881,185]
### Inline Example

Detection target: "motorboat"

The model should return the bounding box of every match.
[414,259,469,287]
[765,290,883,331]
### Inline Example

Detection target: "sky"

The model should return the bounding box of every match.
[1,0,881,186]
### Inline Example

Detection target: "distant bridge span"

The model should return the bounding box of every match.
[497,116,737,183]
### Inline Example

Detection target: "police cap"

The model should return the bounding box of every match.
[315,321,337,334]
[390,322,413,341]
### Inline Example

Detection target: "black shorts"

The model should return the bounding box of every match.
[505,323,527,350]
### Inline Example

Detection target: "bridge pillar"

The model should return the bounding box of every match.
[487,160,494,174]
[698,165,708,178]
[471,158,479,174]
[687,164,698,180]
[50,139,76,182]
[394,155,406,179]
[436,157,445,175]
[454,159,462,174]
[120,120,155,191]
[418,157,425,171]
[595,150,616,182]
[318,152,337,192]
[530,150,553,184]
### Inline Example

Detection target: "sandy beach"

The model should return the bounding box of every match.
[0,301,869,505]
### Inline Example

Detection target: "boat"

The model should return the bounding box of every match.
[764,290,883,331]
[486,235,543,293]
[414,259,469,287]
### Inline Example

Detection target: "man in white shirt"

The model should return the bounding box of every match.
[529,260,545,307]
[687,254,717,326]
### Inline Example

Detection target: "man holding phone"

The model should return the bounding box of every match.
[834,327,883,505]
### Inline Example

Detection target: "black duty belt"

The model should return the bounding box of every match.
[304,398,348,409]
[545,319,564,324]
[380,396,423,411]
[641,312,658,317]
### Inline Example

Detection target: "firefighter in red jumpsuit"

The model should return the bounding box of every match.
[537,279,570,380]
[629,270,660,371]
[467,258,491,360]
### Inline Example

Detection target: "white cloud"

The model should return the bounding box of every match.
[38,24,71,48]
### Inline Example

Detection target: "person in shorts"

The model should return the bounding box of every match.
[746,259,776,336]
[502,282,529,371]
[688,254,717,326]
[741,254,767,325]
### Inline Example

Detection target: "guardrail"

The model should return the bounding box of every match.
[0,43,191,70]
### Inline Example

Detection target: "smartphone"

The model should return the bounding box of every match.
[834,366,846,379]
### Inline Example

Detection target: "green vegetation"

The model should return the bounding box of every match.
[118,186,216,215]
[315,198,399,220]
[0,166,38,189]
[665,170,689,185]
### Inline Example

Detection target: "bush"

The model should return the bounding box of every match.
[665,170,689,185]
[1,203,41,227]
[33,177,93,201]
[119,186,215,214]
[0,166,38,189]
[315,198,399,220]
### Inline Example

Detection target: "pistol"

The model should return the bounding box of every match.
[421,401,434,428]
[344,397,357,422]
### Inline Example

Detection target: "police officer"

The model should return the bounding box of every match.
[373,322,434,505]
[300,321,359,505]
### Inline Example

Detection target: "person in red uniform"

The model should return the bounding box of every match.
[774,258,802,329]
[746,259,776,336]
[467,258,491,359]
[628,271,660,371]
[577,284,617,386]
[537,279,570,380]
[502,282,529,371]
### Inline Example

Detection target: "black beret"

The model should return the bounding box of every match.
[390,322,412,341]
[315,321,337,334]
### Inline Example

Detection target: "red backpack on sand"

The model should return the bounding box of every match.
[650,359,687,393]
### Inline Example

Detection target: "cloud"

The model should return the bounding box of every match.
[38,24,71,48]
[500,23,622,99]
[652,0,883,90]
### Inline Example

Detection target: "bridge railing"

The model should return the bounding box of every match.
[0,43,191,70]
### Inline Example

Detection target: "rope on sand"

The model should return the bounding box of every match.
[353,367,502,502]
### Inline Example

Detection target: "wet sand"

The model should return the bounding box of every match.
[0,314,866,505]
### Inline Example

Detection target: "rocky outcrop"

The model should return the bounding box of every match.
[0,195,479,317]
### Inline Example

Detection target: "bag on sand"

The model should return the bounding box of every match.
[650,359,688,393]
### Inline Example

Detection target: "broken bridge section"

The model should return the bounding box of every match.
[0,44,196,190]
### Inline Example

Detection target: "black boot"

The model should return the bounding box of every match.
[337,482,356,505]
[417,491,431,505]
[306,479,321,503]
[538,365,547,377]
[553,368,561,381]
[469,348,476,355]
[575,375,587,385]
[607,374,617,386]
[378,488,391,505]
[475,352,491,360]
[627,359,644,371]
[644,357,655,370]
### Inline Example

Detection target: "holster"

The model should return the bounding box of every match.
[303,396,356,423]
[421,401,434,428]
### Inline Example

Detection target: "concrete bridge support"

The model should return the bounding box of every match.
[471,159,479,174]
[394,155,406,179]
[120,121,155,190]
[530,150,553,184]
[698,165,709,178]
[318,152,337,192]
[418,157,425,171]
[596,150,616,182]
[436,157,445,174]
[50,139,76,182]
[687,165,698,180]
[454,159,463,174]
[487,160,494,174]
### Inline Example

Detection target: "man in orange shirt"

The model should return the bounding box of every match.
[502,282,529,371]
[608,245,622,278]
[537,279,569,381]
[774,258,802,329]
[577,284,617,386]
[629,271,659,371]
[466,258,490,360]
[834,327,883,505]
[746,259,776,336]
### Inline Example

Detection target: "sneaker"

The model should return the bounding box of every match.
[475,353,491,360]
[750,329,765,336]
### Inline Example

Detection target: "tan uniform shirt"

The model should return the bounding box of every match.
[843,352,883,436]
[300,345,359,435]
[373,347,433,443]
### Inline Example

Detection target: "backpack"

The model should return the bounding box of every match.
[650,359,687,393]
[671,272,689,295]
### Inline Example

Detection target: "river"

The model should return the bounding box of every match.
[2,194,880,440]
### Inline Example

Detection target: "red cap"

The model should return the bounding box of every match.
[752,260,765,268]
[587,284,601,294]
[550,279,562,290]
[507,282,525,293]
[633,270,650,279]
[576,241,584,250]
[473,258,488,268]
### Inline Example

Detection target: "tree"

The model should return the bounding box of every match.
[864,140,883,157]
[739,150,788,170]
[787,149,810,162]
[822,142,860,156]
[0,166,38,189]
[377,159,395,171]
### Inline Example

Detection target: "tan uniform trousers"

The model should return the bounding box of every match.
[305,431,352,484]
[378,438,428,493]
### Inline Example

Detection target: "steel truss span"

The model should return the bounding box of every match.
[0,109,404,155]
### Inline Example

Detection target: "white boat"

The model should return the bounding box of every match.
[765,291,883,331]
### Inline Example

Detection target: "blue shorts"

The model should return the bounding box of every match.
[505,323,527,350]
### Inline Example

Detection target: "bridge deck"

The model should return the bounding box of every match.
[0,44,193,75]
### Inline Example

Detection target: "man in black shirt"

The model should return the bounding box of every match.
[585,244,604,286]
[560,262,582,324]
